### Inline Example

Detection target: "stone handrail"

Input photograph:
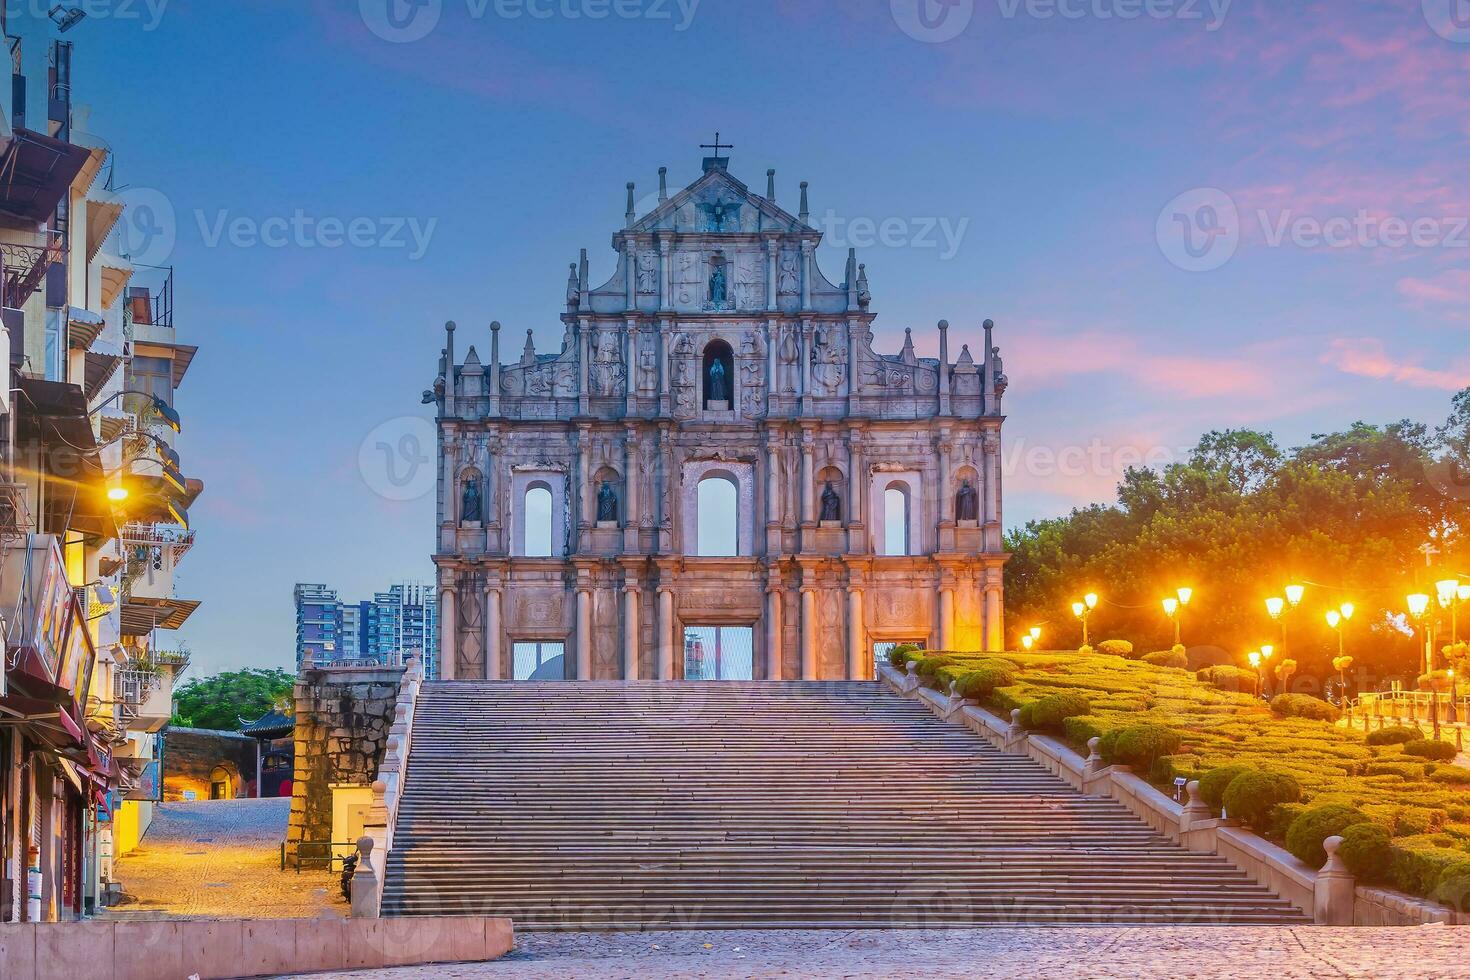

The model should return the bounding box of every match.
[352,657,426,918]
[881,659,1462,926]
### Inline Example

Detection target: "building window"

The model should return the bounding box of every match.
[513,641,566,680]
[683,626,754,680]
[883,484,910,556]
[523,484,553,556]
[696,475,739,556]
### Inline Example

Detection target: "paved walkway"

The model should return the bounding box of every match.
[105,798,346,920]
[289,925,1468,979]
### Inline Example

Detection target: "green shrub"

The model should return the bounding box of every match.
[1023,692,1091,731]
[1171,643,1188,657]
[1078,644,1095,656]
[1403,739,1459,761]
[1108,724,1182,772]
[1199,764,1256,809]
[1062,715,1105,747]
[1432,767,1470,785]
[1389,837,1470,895]
[1096,639,1134,658]
[1150,753,1201,784]
[1388,806,1448,836]
[953,665,1015,701]
[915,655,960,679]
[1432,870,1470,914]
[888,643,923,668]
[1142,650,1187,669]
[1366,725,1424,746]
[1270,693,1340,723]
[1338,823,1394,883]
[1285,804,1371,867]
[1222,770,1302,832]
[1197,665,1252,692]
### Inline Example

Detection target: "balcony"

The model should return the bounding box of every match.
[0,230,66,309]
[113,666,173,733]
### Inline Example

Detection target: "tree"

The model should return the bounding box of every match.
[171,668,294,732]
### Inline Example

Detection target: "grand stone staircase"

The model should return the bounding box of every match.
[382,682,1309,929]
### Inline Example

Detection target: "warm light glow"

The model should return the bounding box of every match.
[1248,651,1261,668]
[1408,593,1431,618]
[1261,644,1275,659]
[1177,587,1193,606]
[1022,635,1034,651]
[1265,597,1286,619]
[1072,602,1085,618]
[1084,593,1099,610]
[1459,585,1470,603]
[107,487,129,502]
[1326,610,1341,629]
[1029,626,1042,641]
[1285,584,1306,607]
[1339,602,1355,621]
[1162,597,1179,617]
[1437,579,1461,603]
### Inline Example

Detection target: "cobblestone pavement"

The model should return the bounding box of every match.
[104,798,347,920]
[288,925,1469,979]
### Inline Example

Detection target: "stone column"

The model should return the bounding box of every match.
[939,586,955,652]
[658,235,672,312]
[799,429,815,526]
[983,432,1001,542]
[488,321,501,417]
[764,238,778,311]
[847,587,865,680]
[576,424,592,535]
[765,433,783,528]
[765,580,784,681]
[624,318,639,414]
[577,317,590,416]
[800,241,814,311]
[439,585,458,681]
[623,242,636,309]
[623,583,641,681]
[846,426,864,547]
[985,570,1004,653]
[624,424,640,538]
[800,587,818,680]
[484,584,502,680]
[938,437,954,525]
[576,586,593,680]
[657,586,676,679]
[766,319,780,399]
[799,318,813,403]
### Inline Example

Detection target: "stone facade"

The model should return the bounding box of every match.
[285,665,403,865]
[160,728,259,802]
[429,155,1010,682]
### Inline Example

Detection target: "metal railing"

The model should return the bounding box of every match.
[114,668,164,707]
[0,231,65,309]
[1345,690,1470,732]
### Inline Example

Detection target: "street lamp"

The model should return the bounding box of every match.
[1438,579,1462,645]
[1408,593,1433,676]
[1248,651,1262,698]
[1285,584,1306,608]
[1260,644,1275,698]
[1073,593,1099,648]
[1162,597,1181,646]
[1030,626,1042,644]
[1022,634,1035,652]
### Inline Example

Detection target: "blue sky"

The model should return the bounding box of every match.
[76,0,1469,675]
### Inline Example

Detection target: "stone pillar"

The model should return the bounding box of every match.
[577,317,590,416]
[764,238,778,311]
[623,242,636,309]
[799,318,813,403]
[938,437,954,525]
[800,587,818,680]
[658,235,672,312]
[484,584,502,680]
[624,424,640,540]
[439,585,457,681]
[623,584,641,681]
[765,434,783,527]
[984,571,1004,653]
[488,320,501,417]
[847,587,865,680]
[575,586,592,680]
[800,241,814,311]
[799,429,815,526]
[847,425,864,548]
[576,423,592,535]
[982,432,1000,529]
[624,318,639,414]
[766,581,784,681]
[939,586,955,652]
[1314,836,1356,925]
[657,586,676,679]
[937,319,951,416]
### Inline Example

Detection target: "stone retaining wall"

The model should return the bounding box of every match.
[161,727,258,801]
[286,665,406,866]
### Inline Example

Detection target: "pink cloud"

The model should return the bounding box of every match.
[1398,269,1470,308]
[1322,337,1470,391]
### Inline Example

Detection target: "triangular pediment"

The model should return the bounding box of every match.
[630,167,811,236]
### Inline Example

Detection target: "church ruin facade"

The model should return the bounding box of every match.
[428,153,1010,681]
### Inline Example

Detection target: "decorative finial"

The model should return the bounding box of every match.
[938,319,949,330]
[625,182,636,228]
[984,318,994,329]
[799,181,810,222]
[445,320,456,333]
[490,320,501,332]
[767,169,776,200]
[658,167,668,202]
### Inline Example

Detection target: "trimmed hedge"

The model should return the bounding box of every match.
[954,665,1016,701]
[1096,639,1134,658]
[1222,770,1301,832]
[1142,650,1187,669]
[1403,739,1459,761]
[888,643,923,668]
[1366,725,1424,746]
[1339,823,1394,883]
[1270,693,1340,723]
[1199,764,1256,809]
[1197,665,1252,692]
[1020,692,1091,731]
[1107,725,1182,771]
[1284,804,1371,867]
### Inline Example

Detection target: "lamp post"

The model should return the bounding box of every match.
[1409,593,1432,677]
[1248,651,1262,699]
[1162,587,1192,648]
[1072,593,1099,649]
[1030,626,1042,648]
[1438,579,1461,646]
[1260,644,1275,699]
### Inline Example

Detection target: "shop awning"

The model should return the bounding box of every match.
[0,690,85,747]
[120,596,200,634]
[0,128,92,225]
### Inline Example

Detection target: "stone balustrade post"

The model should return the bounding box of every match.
[1180,779,1211,833]
[1084,736,1105,777]
[1004,709,1027,753]
[350,835,381,919]
[1314,836,1356,925]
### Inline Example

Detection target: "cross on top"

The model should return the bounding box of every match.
[700,132,733,157]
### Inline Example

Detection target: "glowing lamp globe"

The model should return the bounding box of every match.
[1325,610,1341,629]
[1408,594,1431,618]
[1285,584,1306,607]
[1265,597,1286,619]
[1162,597,1179,617]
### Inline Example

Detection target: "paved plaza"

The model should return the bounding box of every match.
[288,925,1468,979]
[104,798,345,921]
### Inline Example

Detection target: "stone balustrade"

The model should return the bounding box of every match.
[351,657,425,919]
[878,660,1463,927]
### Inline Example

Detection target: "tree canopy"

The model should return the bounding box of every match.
[171,667,295,732]
[1005,388,1468,689]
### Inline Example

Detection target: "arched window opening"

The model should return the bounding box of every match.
[883,485,909,556]
[702,340,735,409]
[697,475,739,556]
[523,484,554,557]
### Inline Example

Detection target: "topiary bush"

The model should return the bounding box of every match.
[953,665,1015,701]
[888,643,923,668]
[1078,644,1095,656]
[1338,822,1394,883]
[1062,715,1104,747]
[1431,767,1470,785]
[1269,693,1340,723]
[915,655,960,679]
[1284,804,1371,867]
[1096,639,1134,658]
[1403,739,1459,761]
[1222,769,1302,832]
[1389,836,1470,895]
[1197,665,1252,692]
[1199,764,1256,810]
[1171,643,1187,657]
[1366,725,1424,746]
[1107,724,1182,772]
[1142,650,1187,669]
[1022,692,1091,731]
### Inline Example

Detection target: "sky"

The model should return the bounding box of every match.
[65,0,1470,676]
